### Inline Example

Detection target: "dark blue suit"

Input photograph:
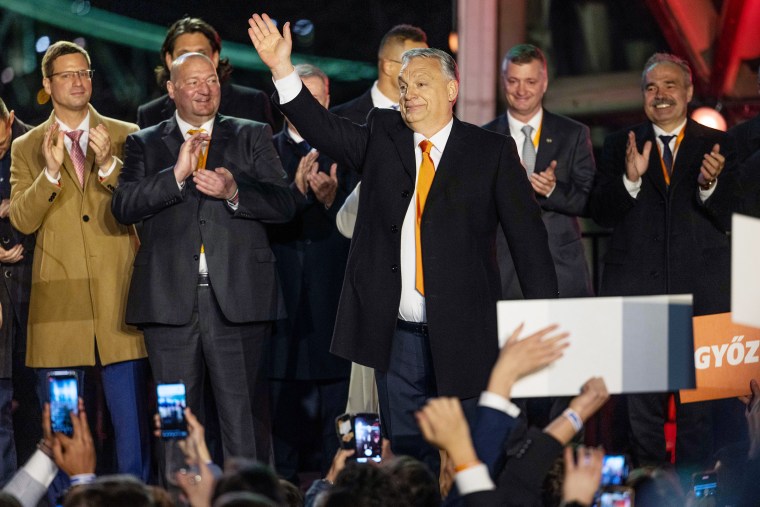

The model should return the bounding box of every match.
[267,128,353,480]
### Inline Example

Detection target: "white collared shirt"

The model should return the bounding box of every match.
[397,119,454,323]
[370,80,399,109]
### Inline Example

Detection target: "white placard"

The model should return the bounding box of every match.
[731,214,760,327]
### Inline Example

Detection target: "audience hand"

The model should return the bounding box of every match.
[698,143,724,188]
[88,123,114,171]
[325,448,355,483]
[417,397,477,468]
[42,123,65,179]
[176,459,215,507]
[194,167,237,200]
[530,160,558,197]
[569,377,609,423]
[175,132,209,183]
[487,323,569,398]
[295,150,319,196]
[49,399,96,477]
[562,445,604,506]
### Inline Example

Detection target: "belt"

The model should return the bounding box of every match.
[396,319,428,335]
[198,273,210,286]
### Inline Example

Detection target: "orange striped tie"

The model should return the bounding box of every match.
[187,128,209,169]
[415,140,435,296]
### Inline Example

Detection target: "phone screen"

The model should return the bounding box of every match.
[693,472,718,498]
[157,382,188,439]
[599,488,633,507]
[353,413,381,463]
[601,455,629,486]
[48,371,78,436]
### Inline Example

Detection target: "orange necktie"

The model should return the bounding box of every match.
[187,128,209,169]
[415,140,435,296]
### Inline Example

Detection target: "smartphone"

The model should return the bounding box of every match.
[601,454,629,486]
[598,486,634,507]
[335,413,354,450]
[157,382,188,439]
[353,413,382,463]
[692,471,718,498]
[47,370,79,436]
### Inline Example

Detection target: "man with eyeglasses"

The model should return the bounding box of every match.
[9,41,150,485]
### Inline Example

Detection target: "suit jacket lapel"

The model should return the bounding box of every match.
[535,111,557,173]
[426,118,465,211]
[390,120,416,182]
[641,123,667,197]
[205,115,230,172]
[669,120,700,190]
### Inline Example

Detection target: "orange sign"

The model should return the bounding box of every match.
[680,313,759,403]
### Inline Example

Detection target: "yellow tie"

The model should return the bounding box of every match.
[187,128,209,170]
[416,140,435,296]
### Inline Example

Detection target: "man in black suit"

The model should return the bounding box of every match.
[0,98,36,484]
[249,14,557,472]
[268,63,352,482]
[483,44,594,301]
[330,24,427,123]
[112,52,295,463]
[727,66,760,165]
[589,53,737,472]
[137,17,274,130]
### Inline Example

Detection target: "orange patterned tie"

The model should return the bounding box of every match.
[187,128,209,170]
[415,140,435,296]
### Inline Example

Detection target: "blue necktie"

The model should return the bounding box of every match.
[659,135,675,176]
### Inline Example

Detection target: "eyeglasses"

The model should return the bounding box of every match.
[48,69,94,81]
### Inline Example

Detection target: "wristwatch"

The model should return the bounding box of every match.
[699,177,716,191]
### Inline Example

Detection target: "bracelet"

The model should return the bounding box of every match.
[454,460,482,473]
[37,439,54,459]
[562,408,584,432]
[69,473,96,487]
[226,187,239,202]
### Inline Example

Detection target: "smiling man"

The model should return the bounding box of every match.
[248,14,557,473]
[9,40,149,483]
[113,52,294,464]
[589,53,738,473]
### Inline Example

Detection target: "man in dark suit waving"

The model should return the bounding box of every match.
[248,14,557,472]
[112,52,295,463]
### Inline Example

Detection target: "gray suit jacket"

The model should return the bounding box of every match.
[483,110,595,298]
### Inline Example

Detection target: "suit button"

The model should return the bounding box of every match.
[82,215,90,222]
[391,264,399,273]
[653,236,660,242]
[1,236,9,244]
[200,219,206,225]
[4,270,11,278]
[390,225,398,233]
[401,190,410,198]
[193,254,199,261]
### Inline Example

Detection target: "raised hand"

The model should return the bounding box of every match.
[89,123,114,170]
[625,131,651,182]
[42,123,65,179]
[569,377,609,422]
[562,445,604,505]
[698,143,724,188]
[486,323,569,398]
[417,397,477,467]
[247,13,295,80]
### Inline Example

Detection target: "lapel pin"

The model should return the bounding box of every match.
[546,138,553,143]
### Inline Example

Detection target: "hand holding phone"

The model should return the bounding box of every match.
[47,371,79,436]
[157,382,188,439]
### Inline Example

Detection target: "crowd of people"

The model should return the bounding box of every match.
[0,8,759,506]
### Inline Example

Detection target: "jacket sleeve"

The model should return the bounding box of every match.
[9,138,62,235]
[539,124,596,217]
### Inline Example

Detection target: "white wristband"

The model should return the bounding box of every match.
[562,408,583,432]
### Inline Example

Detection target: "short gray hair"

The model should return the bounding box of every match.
[641,53,692,90]
[295,63,329,92]
[401,48,459,83]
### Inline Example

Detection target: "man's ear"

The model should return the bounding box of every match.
[7,110,15,127]
[166,80,175,100]
[42,77,51,97]
[447,80,459,103]
[210,51,220,68]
